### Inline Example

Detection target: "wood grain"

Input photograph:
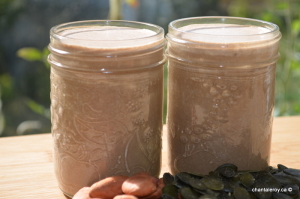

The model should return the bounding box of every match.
[270,116,300,167]
[0,116,299,199]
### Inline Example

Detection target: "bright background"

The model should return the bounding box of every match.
[0,0,299,137]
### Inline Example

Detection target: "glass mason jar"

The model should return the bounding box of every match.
[48,20,166,197]
[166,17,281,175]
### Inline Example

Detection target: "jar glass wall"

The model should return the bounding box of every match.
[166,17,281,175]
[48,20,166,197]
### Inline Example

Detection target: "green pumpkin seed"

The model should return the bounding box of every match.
[267,166,279,174]
[162,184,178,199]
[249,192,257,199]
[218,191,235,199]
[252,181,272,199]
[161,163,300,199]
[164,173,175,185]
[176,172,193,185]
[199,189,219,199]
[189,177,207,190]
[222,176,239,193]
[199,195,217,199]
[255,171,281,189]
[239,172,255,189]
[274,172,300,187]
[215,164,238,178]
[209,171,221,178]
[283,184,299,196]
[174,175,188,188]
[233,186,251,199]
[283,168,300,178]
[222,182,234,193]
[200,176,224,191]
[179,186,201,199]
[278,164,288,171]
[272,193,293,199]
[188,172,205,178]
[192,188,206,195]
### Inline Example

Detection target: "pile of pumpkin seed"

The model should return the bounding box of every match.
[162,163,300,199]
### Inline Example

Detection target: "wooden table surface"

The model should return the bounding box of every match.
[0,116,300,199]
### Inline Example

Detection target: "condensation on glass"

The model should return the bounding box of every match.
[166,17,281,175]
[48,20,166,197]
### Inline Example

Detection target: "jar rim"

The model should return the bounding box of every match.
[49,20,165,58]
[48,20,166,72]
[167,16,282,46]
[166,17,281,65]
[50,20,164,42]
[168,16,279,37]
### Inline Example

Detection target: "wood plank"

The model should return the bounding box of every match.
[0,134,67,199]
[270,116,300,168]
[0,116,299,198]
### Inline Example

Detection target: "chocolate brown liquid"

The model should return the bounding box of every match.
[167,24,280,174]
[49,26,165,196]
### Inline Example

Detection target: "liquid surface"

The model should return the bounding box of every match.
[178,24,272,43]
[58,26,157,49]
[66,27,156,40]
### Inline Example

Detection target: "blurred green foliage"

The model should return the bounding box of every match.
[0,0,24,29]
[27,99,50,119]
[0,74,14,101]
[227,0,300,116]
[274,1,300,116]
[16,47,50,118]
[17,47,50,68]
